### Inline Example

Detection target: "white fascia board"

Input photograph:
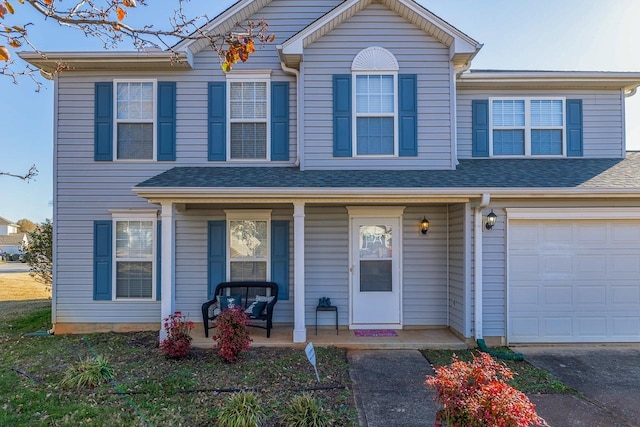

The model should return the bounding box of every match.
[458,71,640,91]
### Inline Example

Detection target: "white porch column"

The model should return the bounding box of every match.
[293,202,306,343]
[160,202,175,340]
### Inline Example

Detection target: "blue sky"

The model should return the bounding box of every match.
[1,0,639,224]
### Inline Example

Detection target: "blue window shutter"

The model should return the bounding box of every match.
[333,75,352,157]
[399,74,418,156]
[94,82,113,161]
[472,100,490,157]
[207,221,226,300]
[566,99,583,157]
[208,82,226,161]
[271,81,290,161]
[271,220,290,301]
[93,220,112,300]
[157,82,176,161]
[156,220,162,301]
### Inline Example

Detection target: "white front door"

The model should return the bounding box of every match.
[350,216,401,328]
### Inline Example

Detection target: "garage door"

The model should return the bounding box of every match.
[509,220,640,343]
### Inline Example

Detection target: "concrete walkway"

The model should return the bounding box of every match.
[348,350,437,427]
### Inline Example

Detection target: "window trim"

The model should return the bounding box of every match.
[225,72,272,162]
[489,97,566,157]
[352,71,399,157]
[113,79,157,162]
[111,211,157,301]
[224,210,272,281]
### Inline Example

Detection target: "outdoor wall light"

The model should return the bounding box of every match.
[485,209,497,230]
[420,217,430,235]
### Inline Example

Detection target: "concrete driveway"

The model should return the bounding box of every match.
[514,345,640,427]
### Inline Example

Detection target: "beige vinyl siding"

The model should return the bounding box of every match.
[402,206,449,325]
[302,2,454,170]
[447,203,469,336]
[304,207,350,326]
[457,89,625,159]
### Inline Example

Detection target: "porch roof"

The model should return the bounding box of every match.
[135,153,640,196]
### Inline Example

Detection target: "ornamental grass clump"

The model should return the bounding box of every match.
[213,307,252,363]
[280,393,331,427]
[160,311,194,359]
[216,391,265,427]
[60,355,114,388]
[425,352,548,427]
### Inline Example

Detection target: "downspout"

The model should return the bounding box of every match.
[278,51,301,168]
[474,193,490,341]
[474,194,524,360]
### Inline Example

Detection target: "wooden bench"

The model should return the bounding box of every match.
[201,281,279,338]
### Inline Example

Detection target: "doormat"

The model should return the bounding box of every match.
[354,329,398,337]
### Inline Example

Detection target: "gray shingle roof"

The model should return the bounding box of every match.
[136,153,640,190]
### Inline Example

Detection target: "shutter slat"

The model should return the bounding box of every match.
[398,74,418,156]
[566,99,583,157]
[207,221,226,299]
[94,83,113,161]
[271,221,290,301]
[208,82,226,161]
[472,100,490,157]
[271,81,290,161]
[93,220,112,300]
[333,75,352,157]
[157,82,176,161]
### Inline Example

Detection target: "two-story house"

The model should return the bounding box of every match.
[21,0,640,345]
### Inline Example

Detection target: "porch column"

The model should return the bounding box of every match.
[160,202,175,340]
[293,202,306,343]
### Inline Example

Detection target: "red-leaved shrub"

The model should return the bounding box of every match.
[159,311,194,359]
[425,352,547,427]
[213,307,252,363]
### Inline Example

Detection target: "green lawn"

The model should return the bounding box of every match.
[0,305,358,426]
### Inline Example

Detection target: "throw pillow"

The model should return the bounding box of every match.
[219,295,243,310]
[208,302,221,318]
[255,295,275,304]
[244,301,267,317]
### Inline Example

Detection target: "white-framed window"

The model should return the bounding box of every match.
[352,47,399,157]
[490,97,565,156]
[226,73,271,160]
[225,210,271,281]
[114,79,157,160]
[112,212,156,300]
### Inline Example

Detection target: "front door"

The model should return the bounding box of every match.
[351,216,401,328]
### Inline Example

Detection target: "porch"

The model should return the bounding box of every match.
[192,324,469,350]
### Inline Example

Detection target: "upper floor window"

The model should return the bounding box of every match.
[112,213,156,300]
[227,74,270,160]
[115,80,156,160]
[490,98,565,156]
[352,47,399,156]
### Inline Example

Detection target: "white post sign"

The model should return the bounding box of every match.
[305,342,320,382]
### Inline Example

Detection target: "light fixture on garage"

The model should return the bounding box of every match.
[485,210,497,230]
[420,217,430,235]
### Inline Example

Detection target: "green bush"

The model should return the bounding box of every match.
[60,355,114,388]
[280,394,330,427]
[216,392,265,427]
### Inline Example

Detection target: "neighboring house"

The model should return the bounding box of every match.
[0,233,28,256]
[0,216,19,236]
[20,0,640,344]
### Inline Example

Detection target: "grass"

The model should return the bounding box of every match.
[0,302,359,426]
[422,348,576,395]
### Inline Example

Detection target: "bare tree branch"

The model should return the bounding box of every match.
[0,164,39,181]
[1,0,275,81]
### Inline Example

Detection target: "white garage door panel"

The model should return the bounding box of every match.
[509,220,640,343]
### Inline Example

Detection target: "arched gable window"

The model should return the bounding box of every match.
[351,47,399,156]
